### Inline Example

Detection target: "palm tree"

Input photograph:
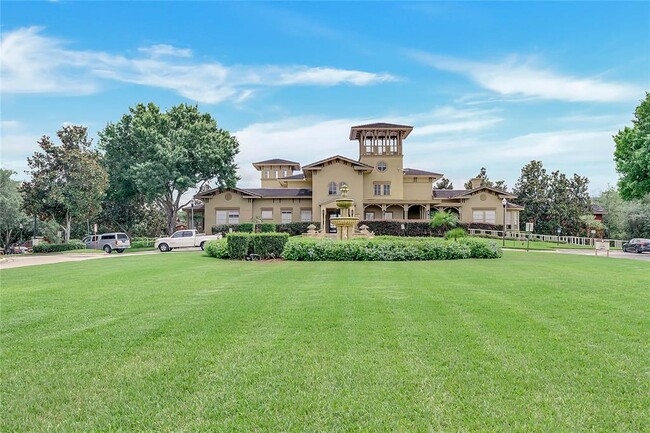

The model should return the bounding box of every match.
[430,211,459,235]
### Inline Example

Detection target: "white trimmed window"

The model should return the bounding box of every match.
[281,210,292,224]
[374,184,381,196]
[261,209,273,220]
[472,210,496,224]
[216,209,239,225]
[365,212,375,220]
[383,184,391,196]
[384,211,393,220]
[328,182,337,195]
[300,209,312,222]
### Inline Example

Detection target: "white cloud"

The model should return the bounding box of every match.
[137,44,192,58]
[0,27,397,103]
[410,51,640,102]
[1,120,22,129]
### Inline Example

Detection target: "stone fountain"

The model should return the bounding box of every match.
[330,185,359,240]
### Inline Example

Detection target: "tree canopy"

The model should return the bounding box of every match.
[20,126,108,242]
[464,167,507,191]
[100,103,239,234]
[0,169,31,248]
[434,178,454,190]
[614,92,650,200]
[513,160,591,236]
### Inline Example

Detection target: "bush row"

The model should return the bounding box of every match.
[211,221,321,236]
[281,236,502,261]
[33,241,85,253]
[212,223,277,234]
[205,233,290,259]
[358,220,503,237]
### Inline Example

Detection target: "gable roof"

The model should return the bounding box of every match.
[302,155,374,171]
[252,159,301,170]
[432,186,516,199]
[452,185,516,199]
[195,187,311,199]
[432,189,469,199]
[591,204,608,214]
[403,168,443,177]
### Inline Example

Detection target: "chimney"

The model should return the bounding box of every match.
[469,177,483,189]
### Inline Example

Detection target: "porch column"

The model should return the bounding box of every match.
[403,204,409,219]
[425,204,430,220]
[380,204,387,218]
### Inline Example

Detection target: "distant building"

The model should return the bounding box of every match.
[196,123,522,232]
[591,204,607,222]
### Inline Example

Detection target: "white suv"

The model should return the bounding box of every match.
[83,232,131,254]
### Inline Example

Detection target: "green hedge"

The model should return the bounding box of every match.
[358,220,504,237]
[258,223,276,233]
[33,241,85,253]
[205,239,229,258]
[251,233,289,258]
[281,236,501,261]
[226,233,251,259]
[276,222,321,236]
[222,232,289,259]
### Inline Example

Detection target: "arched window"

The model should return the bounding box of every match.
[328,182,337,195]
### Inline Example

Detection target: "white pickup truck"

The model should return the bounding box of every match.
[155,229,222,252]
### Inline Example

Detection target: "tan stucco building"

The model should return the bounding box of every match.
[195,123,522,233]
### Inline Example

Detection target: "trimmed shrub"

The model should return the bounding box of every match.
[459,237,503,259]
[238,223,254,233]
[212,224,240,234]
[277,221,321,236]
[444,227,467,240]
[226,233,252,259]
[33,241,85,253]
[281,236,502,261]
[258,223,276,233]
[251,233,289,259]
[205,239,229,258]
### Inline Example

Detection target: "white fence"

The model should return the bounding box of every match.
[467,229,627,249]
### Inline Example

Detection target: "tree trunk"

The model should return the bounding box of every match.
[64,212,72,243]
[3,229,12,248]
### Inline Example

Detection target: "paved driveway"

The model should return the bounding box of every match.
[554,248,650,262]
[0,248,202,270]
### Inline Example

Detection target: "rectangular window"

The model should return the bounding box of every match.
[261,209,273,220]
[282,170,287,177]
[383,184,391,195]
[384,211,393,220]
[374,184,381,196]
[472,210,496,224]
[300,209,312,222]
[281,210,292,224]
[265,170,270,179]
[365,212,375,220]
[216,209,239,224]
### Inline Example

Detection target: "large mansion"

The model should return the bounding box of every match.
[195,123,522,233]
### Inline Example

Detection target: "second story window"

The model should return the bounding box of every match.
[383,184,391,195]
[328,182,337,195]
[374,184,381,196]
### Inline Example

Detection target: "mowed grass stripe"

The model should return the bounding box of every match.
[1,253,648,431]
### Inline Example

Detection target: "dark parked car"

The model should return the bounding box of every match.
[622,238,650,254]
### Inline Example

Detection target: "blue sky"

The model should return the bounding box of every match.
[2,1,648,194]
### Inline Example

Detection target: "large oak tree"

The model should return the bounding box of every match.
[99,103,239,234]
[614,92,650,200]
[21,126,108,243]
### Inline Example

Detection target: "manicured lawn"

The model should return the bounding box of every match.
[1,253,648,431]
